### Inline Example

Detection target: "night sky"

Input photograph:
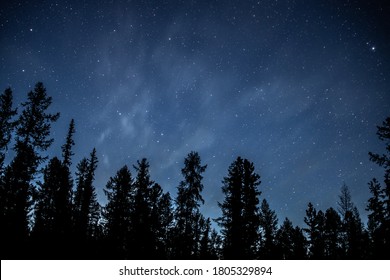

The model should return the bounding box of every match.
[1,0,389,228]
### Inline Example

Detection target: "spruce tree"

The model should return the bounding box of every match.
[0,87,18,258]
[129,158,154,259]
[304,202,325,259]
[32,157,73,257]
[1,82,59,258]
[0,87,17,168]
[275,218,295,259]
[368,116,390,257]
[337,184,365,258]
[276,218,307,259]
[149,183,174,258]
[291,226,307,259]
[216,157,261,259]
[366,178,386,257]
[199,217,220,259]
[73,148,100,257]
[61,119,75,168]
[103,165,133,258]
[259,199,278,259]
[173,151,207,259]
[323,207,342,259]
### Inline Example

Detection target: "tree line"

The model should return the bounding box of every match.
[0,83,389,259]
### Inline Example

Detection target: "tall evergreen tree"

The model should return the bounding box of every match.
[61,119,75,168]
[275,218,294,259]
[149,183,174,259]
[156,191,174,258]
[0,87,18,258]
[323,207,342,259]
[259,199,278,259]
[0,87,17,168]
[103,165,133,258]
[128,158,155,259]
[33,120,77,256]
[216,157,261,259]
[73,148,100,257]
[366,178,386,257]
[173,151,207,259]
[275,218,307,259]
[368,116,390,257]
[292,225,307,259]
[32,156,73,257]
[304,202,325,259]
[337,184,366,258]
[198,217,220,259]
[1,82,59,258]
[369,117,390,197]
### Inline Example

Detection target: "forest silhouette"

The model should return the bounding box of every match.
[0,83,389,260]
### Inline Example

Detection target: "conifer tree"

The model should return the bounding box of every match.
[1,83,59,258]
[323,207,342,259]
[198,217,220,259]
[0,87,18,258]
[173,151,207,259]
[0,87,17,168]
[216,157,261,259]
[33,119,77,255]
[366,178,386,257]
[128,158,155,259]
[368,116,390,257]
[337,184,365,258]
[62,119,75,168]
[73,148,100,254]
[157,192,174,257]
[259,199,278,258]
[32,156,73,257]
[291,225,307,259]
[149,183,174,258]
[275,218,294,259]
[304,202,325,259]
[103,165,133,258]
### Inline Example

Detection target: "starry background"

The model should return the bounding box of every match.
[1,0,389,228]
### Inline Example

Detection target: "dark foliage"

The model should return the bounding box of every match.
[172,151,208,259]
[0,84,388,260]
[216,157,261,259]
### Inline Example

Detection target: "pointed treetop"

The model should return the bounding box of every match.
[61,119,76,167]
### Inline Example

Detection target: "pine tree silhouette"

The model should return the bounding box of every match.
[103,165,133,258]
[337,184,366,259]
[149,183,174,259]
[1,82,59,259]
[73,148,100,258]
[368,116,390,258]
[366,178,386,258]
[173,151,207,259]
[128,158,155,259]
[216,157,261,259]
[304,202,325,259]
[259,199,278,259]
[32,156,73,258]
[323,207,342,259]
[62,119,75,168]
[0,87,17,169]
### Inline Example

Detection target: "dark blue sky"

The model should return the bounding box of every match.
[1,0,389,228]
